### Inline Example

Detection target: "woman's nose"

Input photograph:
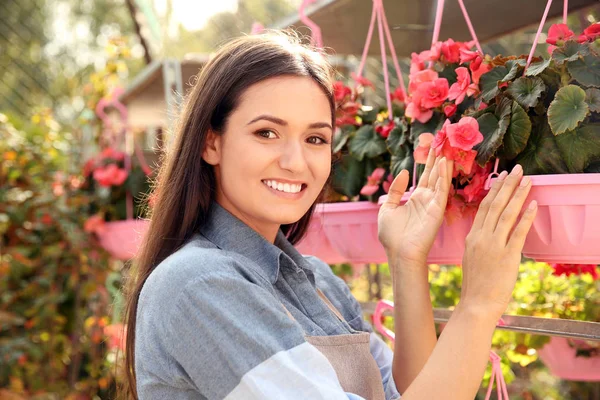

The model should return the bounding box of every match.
[278,141,307,173]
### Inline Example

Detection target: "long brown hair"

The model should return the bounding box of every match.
[121,31,335,398]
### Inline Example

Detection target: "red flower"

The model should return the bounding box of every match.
[445,117,484,151]
[441,39,462,63]
[100,147,125,162]
[459,48,479,64]
[375,120,395,138]
[546,23,574,45]
[443,103,458,117]
[408,69,438,93]
[551,264,599,280]
[93,164,128,187]
[451,148,478,176]
[471,61,491,85]
[410,52,426,74]
[104,323,127,352]
[83,158,96,177]
[406,93,434,124]
[333,81,352,103]
[431,120,454,159]
[413,133,435,164]
[84,214,106,234]
[336,115,359,127]
[382,173,394,194]
[360,168,386,196]
[583,23,600,41]
[391,87,405,103]
[351,72,375,89]
[463,164,491,202]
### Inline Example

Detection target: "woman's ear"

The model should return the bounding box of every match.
[202,130,221,165]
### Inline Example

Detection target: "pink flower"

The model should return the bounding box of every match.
[408,69,439,93]
[351,73,375,89]
[583,23,600,41]
[445,117,484,151]
[382,173,394,194]
[416,78,449,109]
[93,163,128,187]
[470,61,491,85]
[441,39,461,63]
[406,93,434,124]
[410,52,425,74]
[459,48,479,64]
[375,120,395,138]
[546,23,574,45]
[84,214,106,234]
[413,133,435,164]
[448,67,472,105]
[552,264,599,280]
[451,148,478,176]
[431,120,454,159]
[360,168,386,196]
[104,323,127,351]
[443,103,457,117]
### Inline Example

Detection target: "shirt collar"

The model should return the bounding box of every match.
[199,202,316,284]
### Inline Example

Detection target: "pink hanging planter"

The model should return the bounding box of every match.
[96,219,149,260]
[521,173,600,264]
[538,337,600,381]
[295,207,347,265]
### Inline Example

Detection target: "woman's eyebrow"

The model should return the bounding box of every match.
[247,114,332,130]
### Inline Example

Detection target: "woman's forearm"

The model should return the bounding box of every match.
[389,257,437,393]
[400,303,497,399]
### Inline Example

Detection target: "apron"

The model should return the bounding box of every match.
[281,289,386,400]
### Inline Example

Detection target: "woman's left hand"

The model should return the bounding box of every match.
[378,149,453,266]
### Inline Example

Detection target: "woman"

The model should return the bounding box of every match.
[123,31,537,399]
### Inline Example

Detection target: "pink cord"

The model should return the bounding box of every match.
[456,0,483,54]
[378,0,407,100]
[431,0,445,46]
[524,0,554,73]
[563,0,568,24]
[485,351,510,400]
[299,0,323,48]
[375,1,393,119]
[356,4,378,79]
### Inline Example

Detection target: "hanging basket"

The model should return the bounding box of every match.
[295,207,346,265]
[97,219,149,260]
[538,337,600,381]
[522,173,600,264]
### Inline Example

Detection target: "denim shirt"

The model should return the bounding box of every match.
[135,202,400,400]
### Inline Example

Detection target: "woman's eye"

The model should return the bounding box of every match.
[256,130,277,139]
[307,136,328,145]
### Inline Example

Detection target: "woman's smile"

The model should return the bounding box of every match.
[261,179,308,199]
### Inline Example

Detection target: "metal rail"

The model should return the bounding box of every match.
[360,303,600,341]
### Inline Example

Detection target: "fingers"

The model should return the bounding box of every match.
[383,169,409,208]
[472,170,509,230]
[493,176,532,241]
[417,148,436,189]
[507,200,538,251]
[434,158,450,206]
[428,156,442,188]
[482,165,524,232]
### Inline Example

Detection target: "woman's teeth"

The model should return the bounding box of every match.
[262,180,303,194]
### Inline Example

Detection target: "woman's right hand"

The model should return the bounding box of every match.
[460,164,538,319]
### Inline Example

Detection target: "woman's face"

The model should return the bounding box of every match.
[202,76,333,241]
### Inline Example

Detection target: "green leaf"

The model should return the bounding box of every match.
[525,58,552,76]
[506,76,546,109]
[409,112,444,143]
[331,154,366,197]
[333,125,355,153]
[585,160,600,173]
[502,60,524,82]
[552,41,589,65]
[515,116,569,174]
[568,54,600,87]
[390,145,414,178]
[503,101,532,160]
[555,123,600,172]
[474,99,510,166]
[480,67,506,102]
[348,125,387,161]
[385,119,408,154]
[547,85,589,135]
[585,88,600,113]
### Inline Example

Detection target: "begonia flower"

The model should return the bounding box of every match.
[360,168,386,196]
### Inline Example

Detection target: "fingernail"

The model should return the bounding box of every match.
[497,171,508,181]
[520,176,531,187]
[528,200,537,210]
[511,164,522,175]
